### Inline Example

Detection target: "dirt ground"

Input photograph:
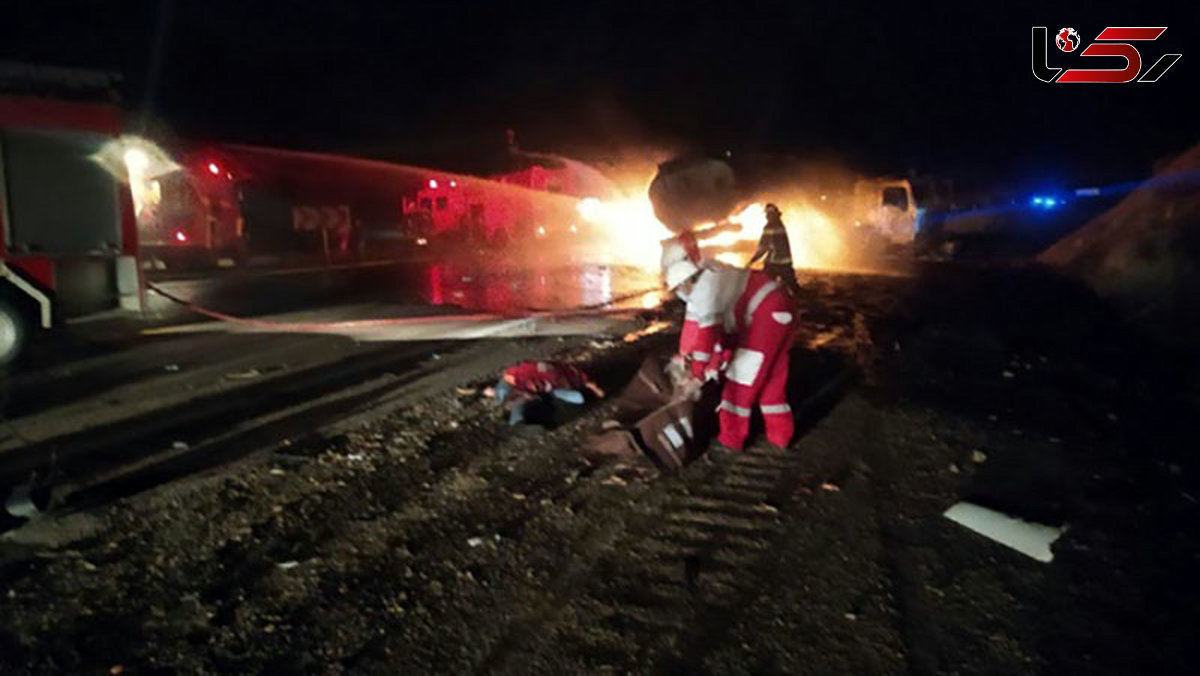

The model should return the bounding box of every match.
[2,264,1198,675]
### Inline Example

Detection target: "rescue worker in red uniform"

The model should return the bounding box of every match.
[489,361,604,425]
[662,233,798,451]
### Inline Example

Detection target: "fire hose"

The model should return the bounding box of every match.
[145,281,665,334]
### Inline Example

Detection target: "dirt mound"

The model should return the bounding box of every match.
[1040,143,1200,338]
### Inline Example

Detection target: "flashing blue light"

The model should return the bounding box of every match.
[1030,195,1061,210]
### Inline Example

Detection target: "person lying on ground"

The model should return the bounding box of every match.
[484,360,605,425]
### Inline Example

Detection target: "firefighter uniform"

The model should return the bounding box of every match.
[752,204,800,295]
[662,242,798,450]
[665,231,705,360]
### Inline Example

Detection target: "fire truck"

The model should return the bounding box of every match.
[135,148,244,266]
[1,63,143,365]
[402,152,615,248]
[136,144,402,268]
[139,140,621,268]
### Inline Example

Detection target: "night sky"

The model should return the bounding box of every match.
[3,0,1197,191]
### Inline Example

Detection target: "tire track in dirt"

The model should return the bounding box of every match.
[474,383,917,675]
[472,452,737,674]
[476,449,810,674]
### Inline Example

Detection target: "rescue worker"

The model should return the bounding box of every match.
[488,361,604,425]
[661,239,798,451]
[749,203,800,295]
[677,229,702,265]
[673,220,740,267]
[663,225,744,361]
[662,231,705,366]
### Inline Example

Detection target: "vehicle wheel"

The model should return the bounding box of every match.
[0,297,28,366]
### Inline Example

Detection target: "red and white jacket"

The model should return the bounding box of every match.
[502,361,590,393]
[678,262,781,379]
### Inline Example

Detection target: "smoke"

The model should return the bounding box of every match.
[729,156,913,273]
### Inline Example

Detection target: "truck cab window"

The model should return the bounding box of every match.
[882,186,909,211]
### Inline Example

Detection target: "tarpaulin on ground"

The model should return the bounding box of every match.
[583,356,719,470]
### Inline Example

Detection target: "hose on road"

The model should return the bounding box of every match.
[145,281,665,334]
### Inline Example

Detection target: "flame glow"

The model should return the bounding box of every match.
[577,184,850,273]
[576,194,673,270]
[709,200,848,270]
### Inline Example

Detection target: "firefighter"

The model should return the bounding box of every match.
[489,361,604,425]
[750,203,800,295]
[661,240,798,451]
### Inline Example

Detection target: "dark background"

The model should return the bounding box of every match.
[2,0,1196,192]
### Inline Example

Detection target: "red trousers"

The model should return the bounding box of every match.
[717,285,797,450]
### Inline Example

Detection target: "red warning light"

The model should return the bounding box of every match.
[428,179,439,189]
[174,230,189,243]
[207,162,221,176]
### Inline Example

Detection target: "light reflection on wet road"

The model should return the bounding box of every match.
[146,261,662,325]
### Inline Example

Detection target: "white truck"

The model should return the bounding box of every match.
[850,178,920,247]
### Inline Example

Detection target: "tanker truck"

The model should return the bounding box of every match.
[647,155,920,260]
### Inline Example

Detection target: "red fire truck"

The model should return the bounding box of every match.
[402,152,617,248]
[137,144,395,267]
[137,140,622,270]
[135,148,245,265]
[1,64,143,364]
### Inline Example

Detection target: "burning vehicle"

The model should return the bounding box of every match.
[574,154,923,274]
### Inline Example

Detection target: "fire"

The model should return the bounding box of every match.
[708,200,847,270]
[576,194,672,270]
[703,202,766,248]
[713,251,744,266]
[575,170,851,273]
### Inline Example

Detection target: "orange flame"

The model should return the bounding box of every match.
[575,174,852,273]
[576,194,672,270]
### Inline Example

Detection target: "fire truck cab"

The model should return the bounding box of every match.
[401,160,588,249]
[402,177,487,244]
[136,151,244,265]
[0,63,142,364]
